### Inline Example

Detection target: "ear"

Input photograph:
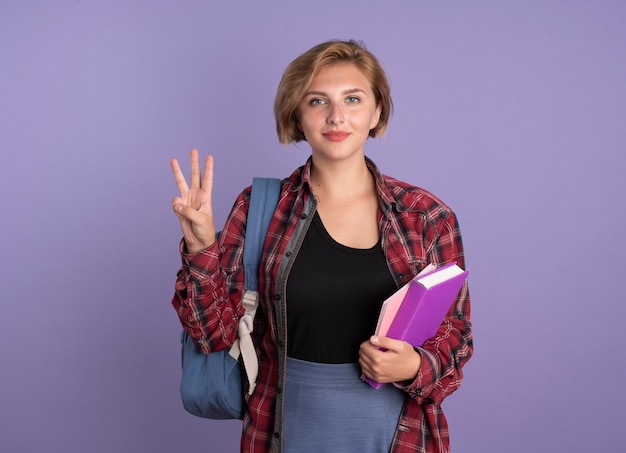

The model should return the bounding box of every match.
[370,104,382,130]
[293,111,303,132]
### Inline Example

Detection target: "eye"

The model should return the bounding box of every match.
[309,98,326,106]
[346,96,360,104]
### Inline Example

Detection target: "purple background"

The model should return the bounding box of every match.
[1,1,625,452]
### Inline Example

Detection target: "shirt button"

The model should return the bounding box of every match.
[285,251,292,257]
[276,387,283,394]
[274,432,281,439]
[300,213,307,219]
[275,294,281,300]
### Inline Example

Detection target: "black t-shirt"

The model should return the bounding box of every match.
[286,212,397,363]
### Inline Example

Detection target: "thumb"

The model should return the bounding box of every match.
[370,335,403,353]
[172,197,185,217]
[174,203,204,224]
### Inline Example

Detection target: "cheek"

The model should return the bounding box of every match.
[298,112,322,133]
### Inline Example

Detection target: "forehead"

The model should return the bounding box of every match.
[307,63,373,93]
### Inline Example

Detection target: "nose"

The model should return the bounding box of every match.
[326,103,345,125]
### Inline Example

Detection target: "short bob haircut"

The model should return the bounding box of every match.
[274,40,393,145]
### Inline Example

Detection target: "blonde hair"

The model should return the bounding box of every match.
[274,40,393,145]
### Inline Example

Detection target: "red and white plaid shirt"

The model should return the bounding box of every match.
[173,156,472,453]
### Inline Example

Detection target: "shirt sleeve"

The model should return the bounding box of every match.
[395,211,473,406]
[171,189,250,354]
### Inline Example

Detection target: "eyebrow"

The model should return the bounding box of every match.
[303,88,367,97]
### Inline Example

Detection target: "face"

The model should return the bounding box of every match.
[296,63,382,162]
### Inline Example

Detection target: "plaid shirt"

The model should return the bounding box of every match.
[173,156,472,453]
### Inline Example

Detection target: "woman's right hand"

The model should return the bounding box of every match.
[170,149,217,254]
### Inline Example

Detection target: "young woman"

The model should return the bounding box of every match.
[171,40,472,453]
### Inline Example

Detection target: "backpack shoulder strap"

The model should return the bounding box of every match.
[243,177,282,291]
[231,177,281,395]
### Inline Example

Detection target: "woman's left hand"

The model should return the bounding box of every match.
[359,336,422,384]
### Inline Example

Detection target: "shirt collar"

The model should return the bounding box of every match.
[286,155,405,219]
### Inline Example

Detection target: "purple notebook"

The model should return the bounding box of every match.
[364,262,469,389]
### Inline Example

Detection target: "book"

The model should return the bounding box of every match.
[364,262,469,388]
[373,264,436,338]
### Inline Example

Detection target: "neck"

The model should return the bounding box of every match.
[309,155,374,202]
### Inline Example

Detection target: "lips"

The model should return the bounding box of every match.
[323,131,350,142]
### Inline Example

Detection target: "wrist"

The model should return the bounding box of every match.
[407,347,422,381]
[183,238,213,255]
